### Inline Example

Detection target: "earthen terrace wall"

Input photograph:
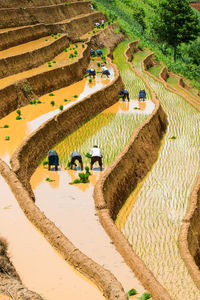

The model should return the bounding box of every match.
[94,43,172,300]
[0,2,91,28]
[5,44,130,299]
[0,0,80,8]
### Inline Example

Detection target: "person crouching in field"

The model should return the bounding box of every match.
[119,90,130,101]
[70,152,83,170]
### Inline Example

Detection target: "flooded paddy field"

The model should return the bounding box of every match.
[31,41,155,297]
[0,174,103,300]
[116,50,200,299]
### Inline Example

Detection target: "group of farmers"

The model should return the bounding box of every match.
[48,145,103,172]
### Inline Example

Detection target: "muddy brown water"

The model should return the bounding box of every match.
[0,43,84,89]
[0,59,115,299]
[0,60,113,163]
[0,34,64,59]
[31,96,154,297]
[0,174,104,300]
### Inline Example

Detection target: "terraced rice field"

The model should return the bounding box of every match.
[116,50,200,299]
[32,40,155,297]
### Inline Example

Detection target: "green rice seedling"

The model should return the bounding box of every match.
[54,37,57,39]
[69,53,74,58]
[5,136,10,140]
[92,58,95,61]
[30,99,37,104]
[48,64,52,67]
[16,109,21,116]
[37,100,42,104]
[64,99,69,102]
[50,101,55,106]
[85,153,91,158]
[72,179,81,184]
[74,50,78,55]
[42,161,48,166]
[93,30,96,34]
[49,93,55,96]
[64,47,68,52]
[75,43,78,48]
[140,293,151,300]
[69,47,72,50]
[73,95,78,98]
[52,61,56,63]
[16,116,22,120]
[97,62,101,67]
[65,2,68,6]
[51,34,54,37]
[45,177,52,182]
[169,136,176,139]
[89,78,92,84]
[3,124,9,128]
[19,6,23,9]
[59,105,64,111]
[57,33,61,37]
[82,44,85,48]
[85,166,91,175]
[70,1,72,4]
[45,39,48,42]
[126,289,137,296]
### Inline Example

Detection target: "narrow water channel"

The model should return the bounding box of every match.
[31,41,154,296]
[116,50,200,299]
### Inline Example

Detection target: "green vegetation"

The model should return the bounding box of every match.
[152,0,199,61]
[71,167,91,184]
[126,289,137,296]
[45,177,52,182]
[64,99,70,102]
[141,293,151,300]
[50,101,55,106]
[73,95,78,98]
[49,93,55,96]
[3,125,9,128]
[93,0,200,90]
[42,161,48,166]
[5,136,10,141]
[16,109,22,120]
[59,105,64,111]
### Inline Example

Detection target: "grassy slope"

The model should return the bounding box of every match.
[93,0,200,91]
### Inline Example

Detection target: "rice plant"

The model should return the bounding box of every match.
[116,42,200,300]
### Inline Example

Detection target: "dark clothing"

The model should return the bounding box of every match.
[88,69,96,76]
[90,49,95,56]
[91,156,102,166]
[119,90,130,101]
[71,152,82,165]
[139,90,146,100]
[96,49,103,56]
[48,150,59,166]
[102,69,110,76]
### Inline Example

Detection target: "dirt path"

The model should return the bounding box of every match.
[117,50,200,299]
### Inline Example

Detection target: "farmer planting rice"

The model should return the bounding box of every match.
[96,49,103,56]
[90,48,95,56]
[119,90,130,101]
[138,89,146,101]
[95,22,101,29]
[101,20,105,28]
[48,150,59,171]
[70,151,83,170]
[90,145,103,171]
[88,68,96,78]
[101,64,110,78]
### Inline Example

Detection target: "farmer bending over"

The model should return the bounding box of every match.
[48,150,59,171]
[119,90,130,101]
[70,151,83,170]
[95,22,101,29]
[88,68,96,78]
[101,20,105,28]
[90,145,103,171]
[138,89,146,101]
[90,48,95,56]
[101,64,110,78]
[96,49,103,56]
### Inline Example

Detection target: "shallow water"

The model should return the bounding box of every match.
[0,57,113,163]
[32,41,154,296]
[0,34,63,59]
[0,43,84,89]
[117,50,200,299]
[0,174,104,300]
